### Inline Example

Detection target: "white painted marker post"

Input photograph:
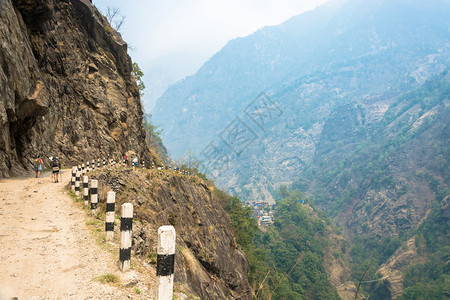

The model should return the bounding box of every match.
[83,176,89,206]
[103,158,106,168]
[71,166,76,191]
[91,159,95,171]
[119,203,133,271]
[82,163,85,175]
[90,179,98,214]
[157,225,176,300]
[105,191,116,242]
[97,158,100,169]
[86,161,90,173]
[75,170,81,196]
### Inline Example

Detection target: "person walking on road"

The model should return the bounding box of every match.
[51,156,61,183]
[34,155,43,178]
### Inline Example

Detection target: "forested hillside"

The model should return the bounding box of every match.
[293,70,449,298]
[214,186,353,299]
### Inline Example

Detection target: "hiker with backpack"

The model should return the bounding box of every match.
[34,155,43,178]
[51,156,61,183]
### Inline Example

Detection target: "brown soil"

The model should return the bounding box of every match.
[0,170,153,299]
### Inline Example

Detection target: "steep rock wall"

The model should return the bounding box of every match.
[0,0,152,177]
[92,168,252,299]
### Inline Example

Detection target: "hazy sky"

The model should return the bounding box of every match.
[93,0,328,66]
[92,0,329,110]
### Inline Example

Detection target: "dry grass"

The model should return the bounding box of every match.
[93,273,120,285]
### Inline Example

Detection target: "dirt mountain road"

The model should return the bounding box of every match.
[0,170,138,299]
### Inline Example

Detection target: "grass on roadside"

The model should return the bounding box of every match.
[93,273,120,285]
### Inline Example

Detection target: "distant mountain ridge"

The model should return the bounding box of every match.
[153,0,449,205]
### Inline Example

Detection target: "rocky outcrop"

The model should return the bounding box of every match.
[441,194,450,221]
[91,168,252,299]
[0,0,152,177]
[376,237,421,299]
[336,282,364,300]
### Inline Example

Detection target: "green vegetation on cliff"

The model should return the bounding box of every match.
[292,70,450,298]
[143,113,168,162]
[216,187,342,299]
[400,189,450,299]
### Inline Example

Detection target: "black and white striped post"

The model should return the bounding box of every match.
[110,158,113,168]
[86,161,90,173]
[98,158,100,168]
[71,166,76,191]
[82,163,85,175]
[157,225,176,300]
[90,179,98,214]
[103,158,106,168]
[119,203,133,271]
[75,170,81,196]
[83,176,89,206]
[105,191,116,242]
[91,159,95,171]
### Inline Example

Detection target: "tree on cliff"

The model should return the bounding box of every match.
[132,62,145,97]
[104,6,125,30]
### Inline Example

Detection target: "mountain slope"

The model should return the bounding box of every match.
[152,0,450,207]
[153,0,450,157]
[295,70,449,238]
[292,71,449,298]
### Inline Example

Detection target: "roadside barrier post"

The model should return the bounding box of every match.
[105,191,116,242]
[75,170,81,196]
[82,163,85,175]
[71,166,76,191]
[103,158,106,168]
[119,203,133,271]
[90,179,98,214]
[91,159,95,171]
[157,225,176,300]
[83,176,89,206]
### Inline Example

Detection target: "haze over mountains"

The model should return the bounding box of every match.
[142,51,207,111]
[153,0,449,201]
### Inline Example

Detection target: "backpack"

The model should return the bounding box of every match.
[52,158,59,168]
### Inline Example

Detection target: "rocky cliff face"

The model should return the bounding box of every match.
[375,237,421,299]
[91,168,251,299]
[0,0,152,177]
[306,71,450,239]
